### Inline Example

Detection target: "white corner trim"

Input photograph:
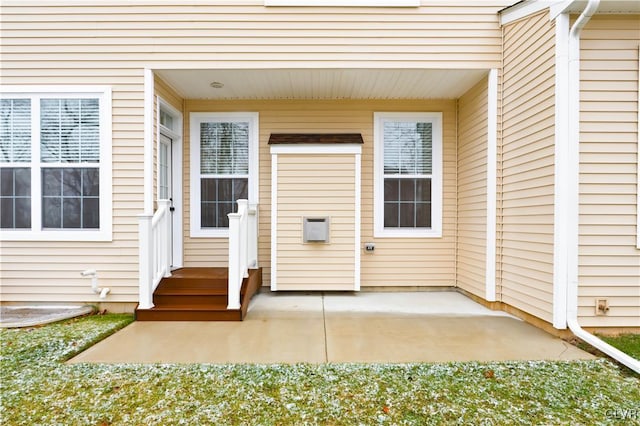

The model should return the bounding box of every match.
[354,153,361,291]
[637,46,640,249]
[144,69,155,215]
[485,69,498,302]
[265,0,419,6]
[501,1,562,26]
[271,154,278,291]
[552,13,570,329]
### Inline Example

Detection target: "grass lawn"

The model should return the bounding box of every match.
[599,333,640,361]
[1,314,639,425]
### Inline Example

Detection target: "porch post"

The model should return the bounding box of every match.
[227,212,241,310]
[158,199,172,278]
[248,203,258,268]
[237,199,249,278]
[138,213,154,309]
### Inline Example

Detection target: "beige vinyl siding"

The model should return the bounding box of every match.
[456,76,488,298]
[1,1,510,70]
[0,0,508,303]
[184,99,457,287]
[275,154,356,290]
[578,15,640,327]
[0,84,143,303]
[500,10,556,323]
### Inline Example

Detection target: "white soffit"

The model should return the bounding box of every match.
[155,68,488,100]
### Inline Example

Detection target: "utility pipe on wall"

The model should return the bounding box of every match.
[565,0,640,374]
[81,269,110,299]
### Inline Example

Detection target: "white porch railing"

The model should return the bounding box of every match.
[227,200,259,309]
[138,199,172,310]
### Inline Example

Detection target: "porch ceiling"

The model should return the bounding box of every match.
[155,68,489,100]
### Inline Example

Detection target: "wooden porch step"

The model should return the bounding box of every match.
[135,267,262,322]
[135,305,243,321]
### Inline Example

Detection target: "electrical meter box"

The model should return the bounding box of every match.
[303,217,330,243]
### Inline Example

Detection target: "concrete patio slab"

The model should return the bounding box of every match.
[69,291,594,364]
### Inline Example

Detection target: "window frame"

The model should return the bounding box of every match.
[189,112,258,238]
[0,86,112,241]
[373,112,443,238]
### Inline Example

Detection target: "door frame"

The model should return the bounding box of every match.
[157,97,183,269]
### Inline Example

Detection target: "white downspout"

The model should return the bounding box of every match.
[565,0,640,374]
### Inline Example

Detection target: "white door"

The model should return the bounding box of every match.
[159,133,176,268]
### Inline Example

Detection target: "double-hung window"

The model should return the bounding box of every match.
[374,112,442,238]
[0,87,112,241]
[190,112,258,237]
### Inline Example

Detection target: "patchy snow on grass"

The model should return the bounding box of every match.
[1,315,639,425]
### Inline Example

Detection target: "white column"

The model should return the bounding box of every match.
[248,203,259,269]
[237,200,249,278]
[227,212,241,310]
[138,213,154,309]
[158,200,172,278]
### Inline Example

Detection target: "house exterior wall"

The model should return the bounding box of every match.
[500,10,557,323]
[578,15,640,327]
[274,153,357,291]
[0,1,509,70]
[0,0,510,303]
[184,99,458,288]
[456,75,489,299]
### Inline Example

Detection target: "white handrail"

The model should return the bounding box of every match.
[138,200,172,310]
[227,200,259,310]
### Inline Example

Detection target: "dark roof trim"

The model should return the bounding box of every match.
[498,0,527,15]
[268,133,364,145]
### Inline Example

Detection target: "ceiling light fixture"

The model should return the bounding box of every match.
[210,82,224,89]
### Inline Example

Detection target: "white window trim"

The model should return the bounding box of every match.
[189,112,259,238]
[156,97,182,202]
[0,86,112,242]
[373,112,442,238]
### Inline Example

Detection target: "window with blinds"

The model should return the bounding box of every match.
[383,121,433,228]
[190,112,257,236]
[40,98,100,229]
[1,99,32,229]
[0,92,107,236]
[40,99,99,163]
[0,99,31,163]
[374,112,442,238]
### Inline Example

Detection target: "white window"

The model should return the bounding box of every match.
[0,87,112,241]
[190,112,258,237]
[374,112,442,238]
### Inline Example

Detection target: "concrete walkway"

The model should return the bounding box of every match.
[69,291,593,364]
